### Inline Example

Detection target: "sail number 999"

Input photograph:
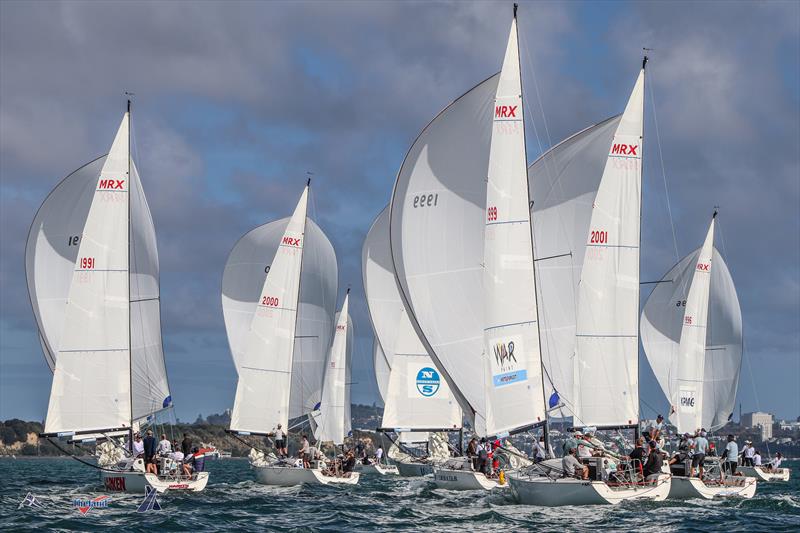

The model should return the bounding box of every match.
[413,193,439,208]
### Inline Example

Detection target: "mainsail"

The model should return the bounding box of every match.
[572,68,645,428]
[314,292,350,445]
[28,108,171,434]
[373,341,391,402]
[229,185,309,434]
[363,207,462,433]
[222,216,336,420]
[641,214,742,432]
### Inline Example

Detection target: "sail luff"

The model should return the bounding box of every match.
[672,214,716,433]
[572,68,645,427]
[314,292,350,445]
[45,113,133,434]
[481,14,547,437]
[229,186,309,434]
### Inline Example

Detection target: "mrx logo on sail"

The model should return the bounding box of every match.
[494,105,518,118]
[281,236,301,247]
[97,179,125,190]
[490,338,528,387]
[609,144,638,156]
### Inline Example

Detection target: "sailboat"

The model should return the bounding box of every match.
[363,207,462,476]
[390,6,549,492]
[224,182,355,486]
[27,102,208,493]
[641,212,758,497]
[310,290,361,483]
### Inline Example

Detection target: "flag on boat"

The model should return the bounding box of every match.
[18,492,44,509]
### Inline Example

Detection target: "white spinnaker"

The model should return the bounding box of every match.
[315,294,350,445]
[390,73,500,427]
[641,229,742,432]
[528,115,621,415]
[364,207,462,431]
[222,217,336,419]
[482,16,546,436]
[373,341,391,402]
[45,113,132,434]
[573,69,645,427]
[27,155,171,421]
[673,216,716,432]
[229,187,308,434]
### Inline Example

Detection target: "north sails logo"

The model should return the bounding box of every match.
[416,367,441,397]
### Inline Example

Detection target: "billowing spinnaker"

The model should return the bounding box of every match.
[222,217,336,419]
[573,70,645,427]
[673,217,715,432]
[528,115,621,415]
[641,244,742,432]
[315,295,350,445]
[27,156,171,422]
[373,341,391,402]
[389,73,500,425]
[364,207,461,431]
[229,187,308,434]
[481,16,545,436]
[45,113,132,434]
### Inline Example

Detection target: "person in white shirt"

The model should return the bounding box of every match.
[158,434,172,455]
[753,450,762,466]
[273,424,287,458]
[375,446,384,464]
[721,434,739,478]
[742,441,756,466]
[767,452,784,471]
[132,434,145,457]
[299,435,310,468]
[577,442,592,459]
[647,415,665,443]
[691,430,709,478]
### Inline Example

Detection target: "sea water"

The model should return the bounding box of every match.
[1,457,798,532]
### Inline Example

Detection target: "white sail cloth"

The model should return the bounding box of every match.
[641,224,742,432]
[314,295,350,445]
[29,113,171,434]
[229,187,308,434]
[373,341,391,402]
[481,16,546,436]
[571,69,645,427]
[363,207,462,432]
[222,216,336,421]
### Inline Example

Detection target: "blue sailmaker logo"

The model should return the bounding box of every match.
[416,367,441,397]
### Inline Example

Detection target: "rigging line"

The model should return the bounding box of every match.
[646,62,680,262]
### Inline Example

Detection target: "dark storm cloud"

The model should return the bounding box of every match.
[1,0,797,420]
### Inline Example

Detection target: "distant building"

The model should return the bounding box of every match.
[741,412,773,440]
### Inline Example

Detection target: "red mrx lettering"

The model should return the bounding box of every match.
[494,105,517,118]
[610,144,638,156]
[282,237,301,246]
[98,179,125,190]
[696,263,710,271]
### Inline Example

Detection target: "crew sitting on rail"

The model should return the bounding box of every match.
[668,433,692,466]
[562,446,589,480]
[642,441,664,482]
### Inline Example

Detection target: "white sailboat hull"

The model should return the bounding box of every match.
[101,469,209,493]
[432,467,502,491]
[668,475,757,499]
[355,463,399,475]
[395,460,434,477]
[254,465,360,486]
[508,473,671,506]
[737,466,790,482]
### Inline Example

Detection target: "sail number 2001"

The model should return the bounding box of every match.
[413,194,438,208]
[589,230,608,244]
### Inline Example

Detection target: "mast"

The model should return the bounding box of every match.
[296,177,310,436]
[636,56,647,428]
[127,97,133,447]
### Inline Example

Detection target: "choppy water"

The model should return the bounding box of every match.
[1,457,798,532]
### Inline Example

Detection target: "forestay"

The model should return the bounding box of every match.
[222,216,336,420]
[389,71,499,428]
[230,186,308,434]
[364,208,461,432]
[314,294,350,445]
[641,217,742,432]
[481,15,546,436]
[572,69,645,427]
[44,113,132,434]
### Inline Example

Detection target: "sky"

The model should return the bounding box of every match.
[1,0,798,424]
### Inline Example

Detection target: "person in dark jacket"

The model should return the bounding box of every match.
[181,434,192,456]
[642,441,664,481]
[143,430,158,474]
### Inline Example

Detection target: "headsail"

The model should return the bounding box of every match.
[363,207,461,432]
[222,217,336,420]
[44,113,133,434]
[314,292,350,445]
[229,185,309,434]
[572,68,645,427]
[481,13,546,436]
[373,341,391,402]
[641,215,742,432]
